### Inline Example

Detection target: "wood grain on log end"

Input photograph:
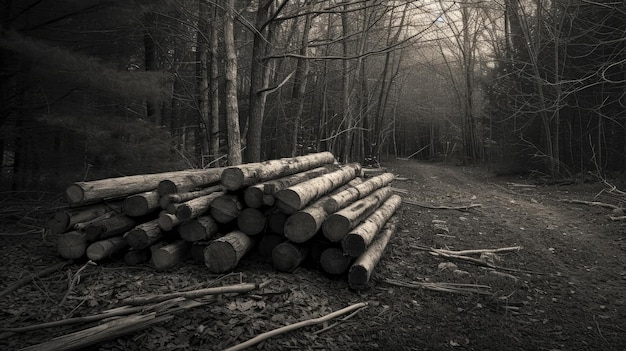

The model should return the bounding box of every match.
[284,212,319,243]
[157,180,177,196]
[274,189,303,214]
[342,234,367,258]
[348,265,368,290]
[237,208,267,235]
[320,247,352,275]
[244,186,265,208]
[57,231,87,259]
[65,184,85,204]
[220,167,245,191]
[322,215,351,242]
[122,196,150,217]
[272,241,309,272]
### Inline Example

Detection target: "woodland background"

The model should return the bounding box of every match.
[1,0,624,190]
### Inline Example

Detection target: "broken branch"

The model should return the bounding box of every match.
[402,199,482,211]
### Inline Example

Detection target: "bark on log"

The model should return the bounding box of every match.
[65,170,208,205]
[86,237,128,261]
[152,240,191,270]
[124,219,163,250]
[275,163,362,214]
[168,185,224,203]
[157,169,224,195]
[237,208,267,235]
[268,212,288,235]
[85,214,137,242]
[158,212,183,232]
[323,186,393,242]
[283,178,365,243]
[124,248,151,265]
[322,173,395,214]
[209,194,243,223]
[348,219,397,290]
[271,241,309,272]
[220,152,336,191]
[258,233,285,258]
[57,231,88,259]
[178,216,218,242]
[176,192,225,221]
[204,231,257,273]
[122,190,161,217]
[46,203,121,235]
[319,247,352,275]
[342,195,402,257]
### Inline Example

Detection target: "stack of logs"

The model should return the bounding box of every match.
[48,152,401,290]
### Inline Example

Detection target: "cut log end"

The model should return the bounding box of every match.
[271,242,308,272]
[157,180,177,196]
[322,215,351,242]
[284,212,319,243]
[122,197,150,217]
[237,208,267,235]
[220,168,245,191]
[348,265,369,290]
[320,247,352,275]
[65,184,85,204]
[57,231,87,259]
[204,241,238,273]
[243,186,265,208]
[274,189,303,213]
[342,234,366,258]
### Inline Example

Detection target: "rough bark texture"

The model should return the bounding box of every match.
[342,195,402,257]
[271,241,309,272]
[124,219,163,250]
[65,170,205,205]
[85,214,137,242]
[274,163,361,214]
[123,190,161,217]
[209,194,244,223]
[157,170,224,195]
[57,231,88,259]
[176,191,225,221]
[46,203,120,235]
[259,164,339,195]
[220,151,336,191]
[152,240,191,270]
[178,216,218,242]
[348,219,397,290]
[283,178,365,243]
[86,237,128,261]
[319,247,352,275]
[204,231,256,273]
[323,172,395,213]
[168,185,224,203]
[323,186,393,242]
[237,208,267,235]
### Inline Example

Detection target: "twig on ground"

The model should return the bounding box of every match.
[383,278,492,295]
[0,261,70,298]
[60,260,96,306]
[403,199,482,211]
[434,246,522,256]
[560,199,622,211]
[223,302,368,351]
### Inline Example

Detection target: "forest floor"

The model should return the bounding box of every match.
[1,159,625,351]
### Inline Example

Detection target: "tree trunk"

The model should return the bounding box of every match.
[204,230,256,273]
[157,169,224,195]
[290,10,313,157]
[209,194,244,223]
[86,237,128,261]
[322,186,393,242]
[272,241,309,273]
[47,202,121,235]
[178,215,218,242]
[85,214,137,242]
[348,219,396,290]
[175,191,225,221]
[243,165,338,208]
[152,240,191,270]
[196,0,211,160]
[220,151,336,191]
[208,2,220,164]
[237,208,267,236]
[123,191,161,217]
[342,195,401,257]
[57,231,88,259]
[283,178,364,243]
[274,163,361,214]
[223,0,243,166]
[320,247,352,275]
[124,219,163,250]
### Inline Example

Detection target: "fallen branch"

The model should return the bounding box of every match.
[411,245,535,274]
[223,302,368,351]
[120,280,272,305]
[60,260,97,306]
[0,261,70,298]
[402,199,482,211]
[383,278,492,295]
[434,246,522,256]
[609,215,626,221]
[560,199,622,211]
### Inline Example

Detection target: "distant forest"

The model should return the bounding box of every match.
[1,0,624,190]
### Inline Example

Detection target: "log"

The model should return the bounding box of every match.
[57,231,88,259]
[319,247,352,275]
[46,203,120,235]
[271,241,309,273]
[348,219,396,290]
[122,190,161,217]
[157,169,225,195]
[342,195,402,257]
[168,185,224,203]
[86,237,128,261]
[65,170,209,205]
[158,212,183,232]
[268,212,288,235]
[237,208,267,235]
[322,173,395,214]
[283,178,366,243]
[220,151,336,191]
[243,165,339,208]
[177,215,218,242]
[124,248,151,265]
[176,191,225,221]
[257,233,285,258]
[204,231,257,273]
[152,240,191,270]
[274,163,362,214]
[124,219,163,250]
[190,241,211,263]
[85,214,137,242]
[323,186,393,242]
[209,194,244,223]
